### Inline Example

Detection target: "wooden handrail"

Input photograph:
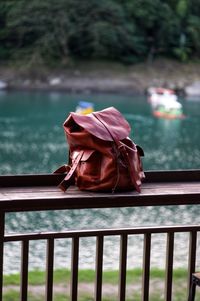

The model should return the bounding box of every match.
[1,170,200,212]
[4,224,200,241]
[0,170,200,301]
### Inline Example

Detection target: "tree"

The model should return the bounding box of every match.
[0,1,12,61]
[123,0,180,61]
[4,0,71,64]
[1,0,200,65]
[65,0,145,63]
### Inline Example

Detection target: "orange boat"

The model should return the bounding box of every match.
[153,109,185,119]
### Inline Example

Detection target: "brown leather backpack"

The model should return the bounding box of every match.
[55,107,145,192]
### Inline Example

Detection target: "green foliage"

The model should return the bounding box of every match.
[176,0,189,18]
[1,0,200,65]
[1,0,71,64]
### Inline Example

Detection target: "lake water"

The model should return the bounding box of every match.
[0,91,200,273]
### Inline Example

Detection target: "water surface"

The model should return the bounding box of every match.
[1,91,200,173]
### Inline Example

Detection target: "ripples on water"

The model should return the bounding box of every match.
[1,91,200,273]
[1,92,200,173]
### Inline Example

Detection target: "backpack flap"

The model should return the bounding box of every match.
[64,107,130,141]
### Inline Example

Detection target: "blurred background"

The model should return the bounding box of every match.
[0,0,200,273]
[0,0,200,174]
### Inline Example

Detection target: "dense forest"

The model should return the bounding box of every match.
[1,0,200,67]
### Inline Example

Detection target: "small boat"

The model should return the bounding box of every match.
[148,87,178,107]
[75,101,94,115]
[148,87,185,119]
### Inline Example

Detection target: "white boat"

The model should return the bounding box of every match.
[147,87,185,119]
[148,87,178,107]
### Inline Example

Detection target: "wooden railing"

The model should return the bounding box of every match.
[1,170,200,301]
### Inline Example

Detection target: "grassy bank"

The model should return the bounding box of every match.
[3,268,189,301]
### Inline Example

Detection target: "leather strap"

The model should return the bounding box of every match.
[54,164,70,174]
[92,112,141,192]
[58,150,84,192]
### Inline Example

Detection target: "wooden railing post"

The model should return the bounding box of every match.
[118,234,128,301]
[187,231,197,299]
[165,232,174,301]
[45,238,54,301]
[20,240,29,301]
[0,211,5,301]
[70,236,79,301]
[142,233,151,301]
[95,235,104,301]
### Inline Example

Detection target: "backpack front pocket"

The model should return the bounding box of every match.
[74,150,102,189]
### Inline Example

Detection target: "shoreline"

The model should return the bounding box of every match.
[1,59,200,96]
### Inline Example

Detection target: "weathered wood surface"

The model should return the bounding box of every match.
[0,170,200,212]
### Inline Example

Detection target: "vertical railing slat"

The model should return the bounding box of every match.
[45,238,54,301]
[142,233,151,301]
[95,235,104,301]
[187,231,197,298]
[165,232,174,301]
[0,211,5,301]
[20,240,29,301]
[70,236,79,301]
[118,234,128,301]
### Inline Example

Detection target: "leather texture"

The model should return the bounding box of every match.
[55,107,145,192]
